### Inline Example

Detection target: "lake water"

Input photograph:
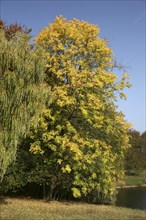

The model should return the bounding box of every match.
[116,186,146,210]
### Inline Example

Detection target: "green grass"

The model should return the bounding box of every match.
[125,170,146,186]
[125,175,145,186]
[0,197,146,220]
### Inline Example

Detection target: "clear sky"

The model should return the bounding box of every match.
[0,0,145,133]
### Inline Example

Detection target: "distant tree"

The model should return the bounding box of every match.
[0,27,49,182]
[141,131,146,150]
[0,19,31,40]
[125,130,146,174]
[141,131,146,168]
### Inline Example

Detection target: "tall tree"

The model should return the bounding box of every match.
[0,27,49,182]
[23,16,131,203]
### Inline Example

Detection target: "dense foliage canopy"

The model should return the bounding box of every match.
[125,130,146,174]
[24,17,131,203]
[1,17,133,204]
[0,27,49,182]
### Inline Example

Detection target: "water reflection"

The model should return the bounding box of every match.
[116,186,146,210]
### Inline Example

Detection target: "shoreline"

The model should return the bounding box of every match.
[117,184,146,189]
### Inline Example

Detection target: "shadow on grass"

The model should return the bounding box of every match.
[0,197,8,205]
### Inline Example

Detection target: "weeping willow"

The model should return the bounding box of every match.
[0,30,49,182]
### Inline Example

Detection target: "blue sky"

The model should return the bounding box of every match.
[1,0,145,133]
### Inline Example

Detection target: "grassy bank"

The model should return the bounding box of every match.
[125,170,146,186]
[0,197,146,220]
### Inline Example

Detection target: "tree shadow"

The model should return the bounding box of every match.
[0,197,8,205]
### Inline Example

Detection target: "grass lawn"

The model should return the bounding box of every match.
[125,170,146,186]
[0,197,146,220]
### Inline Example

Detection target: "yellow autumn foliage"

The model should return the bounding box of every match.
[27,16,132,203]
